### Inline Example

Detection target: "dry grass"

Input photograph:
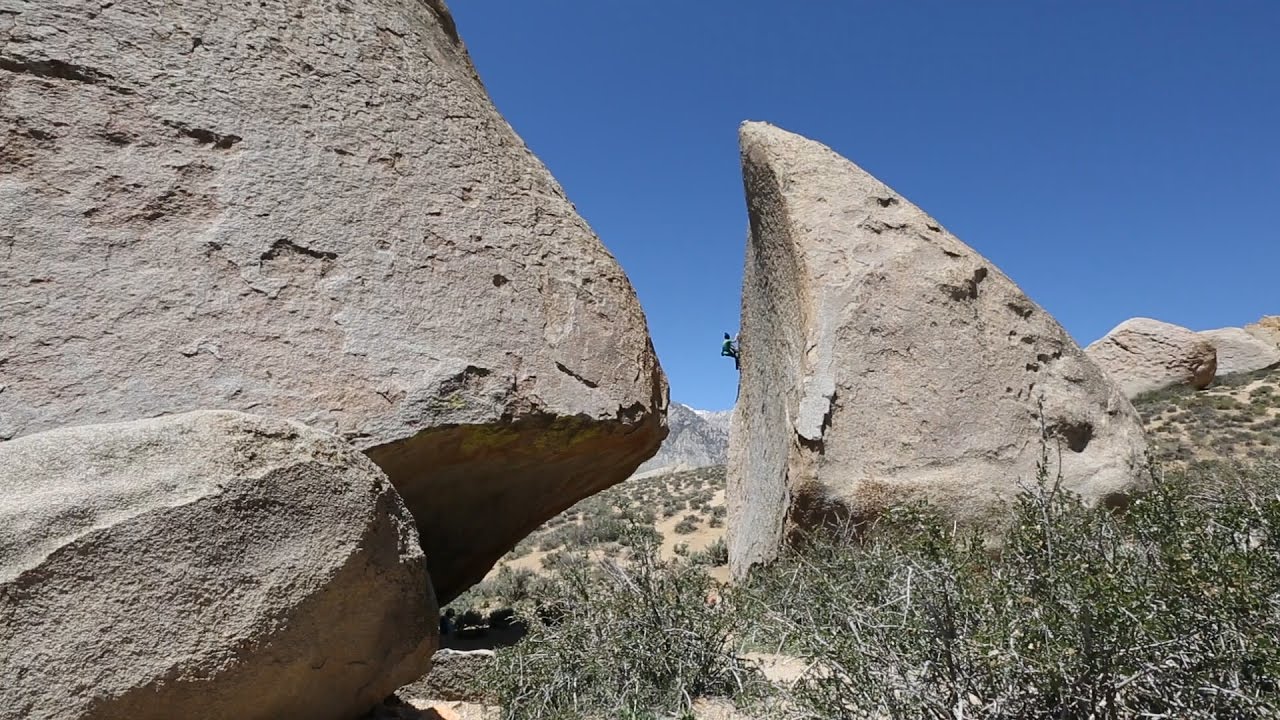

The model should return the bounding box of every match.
[1136,365,1280,465]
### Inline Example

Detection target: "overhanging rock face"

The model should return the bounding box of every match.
[0,0,667,602]
[727,122,1147,579]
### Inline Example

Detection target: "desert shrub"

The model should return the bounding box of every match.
[484,566,545,606]
[703,537,729,567]
[618,522,662,548]
[489,607,518,629]
[488,530,764,719]
[536,524,579,552]
[506,536,536,560]
[457,608,486,630]
[445,585,490,617]
[674,515,700,535]
[1211,395,1243,411]
[741,459,1280,719]
[581,514,627,545]
[709,505,726,528]
[541,549,589,574]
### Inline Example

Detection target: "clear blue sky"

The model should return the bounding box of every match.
[449,2,1279,412]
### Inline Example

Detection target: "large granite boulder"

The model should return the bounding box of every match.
[1199,326,1280,377]
[0,411,435,720]
[727,122,1148,579]
[0,0,667,602]
[1086,318,1217,398]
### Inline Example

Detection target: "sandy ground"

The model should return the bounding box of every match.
[1143,371,1280,463]
[658,489,727,558]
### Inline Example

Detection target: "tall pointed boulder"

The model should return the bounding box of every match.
[0,0,666,602]
[727,122,1147,578]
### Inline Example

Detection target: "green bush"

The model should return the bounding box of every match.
[702,537,729,567]
[674,514,700,535]
[477,456,1280,718]
[488,531,764,719]
[742,459,1280,719]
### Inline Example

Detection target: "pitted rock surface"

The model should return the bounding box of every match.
[0,411,435,720]
[0,0,667,601]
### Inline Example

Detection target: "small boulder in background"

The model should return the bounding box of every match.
[398,649,497,704]
[1246,316,1280,348]
[1199,326,1280,377]
[1086,318,1218,398]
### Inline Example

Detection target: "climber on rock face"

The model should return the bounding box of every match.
[721,332,740,370]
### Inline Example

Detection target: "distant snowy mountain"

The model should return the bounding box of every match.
[692,408,732,431]
[634,403,732,475]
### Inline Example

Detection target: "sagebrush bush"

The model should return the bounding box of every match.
[487,530,765,719]
[674,514,700,535]
[484,454,1280,719]
[742,459,1280,719]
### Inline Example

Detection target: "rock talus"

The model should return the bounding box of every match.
[0,0,667,602]
[398,649,496,704]
[1085,318,1217,398]
[727,122,1148,579]
[0,411,435,720]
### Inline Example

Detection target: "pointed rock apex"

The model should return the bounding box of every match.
[727,124,1148,579]
[738,120,798,154]
[739,121,887,188]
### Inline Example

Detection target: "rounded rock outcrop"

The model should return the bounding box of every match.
[1086,318,1218,398]
[1199,326,1280,377]
[1246,316,1280,348]
[0,411,436,720]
